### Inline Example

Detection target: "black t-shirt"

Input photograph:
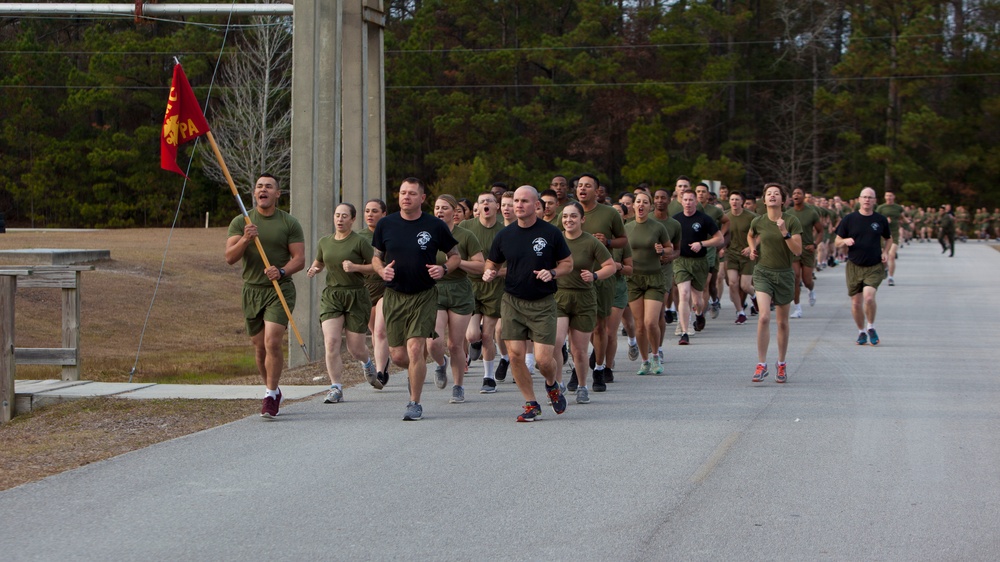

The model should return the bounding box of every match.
[372,212,458,294]
[487,219,571,301]
[835,211,890,267]
[673,210,720,258]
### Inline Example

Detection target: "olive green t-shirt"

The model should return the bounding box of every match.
[435,225,482,282]
[875,203,905,235]
[703,204,724,228]
[612,241,633,280]
[557,232,612,291]
[725,210,756,257]
[314,231,373,288]
[459,218,502,287]
[558,203,626,243]
[749,212,803,271]
[625,219,671,275]
[786,205,822,247]
[227,209,304,286]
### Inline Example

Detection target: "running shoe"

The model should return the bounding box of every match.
[376,370,389,388]
[775,363,787,383]
[363,361,378,388]
[627,342,639,361]
[665,309,675,324]
[562,342,569,364]
[435,357,448,389]
[658,348,664,362]
[260,395,279,419]
[576,387,591,404]
[517,401,542,422]
[480,378,497,394]
[750,296,759,315]
[856,331,868,345]
[694,314,706,332]
[324,387,343,404]
[275,389,282,410]
[593,369,607,392]
[605,367,614,383]
[867,328,880,346]
[449,385,465,404]
[887,277,895,287]
[752,364,768,383]
[710,300,721,319]
[403,401,423,421]
[494,358,509,381]
[621,327,628,336]
[735,313,747,325]
[790,305,803,319]
[637,360,652,375]
[567,368,579,392]
[652,356,664,375]
[589,350,596,370]
[809,289,816,306]
[469,341,483,362]
[546,382,567,415]
[678,333,690,345]
[674,323,683,336]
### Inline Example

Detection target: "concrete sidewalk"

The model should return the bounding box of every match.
[13,379,328,412]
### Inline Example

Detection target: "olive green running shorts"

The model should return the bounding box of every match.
[243,281,296,336]
[500,293,557,346]
[845,261,885,297]
[383,286,439,347]
[320,285,372,334]
[555,288,598,333]
[752,265,795,306]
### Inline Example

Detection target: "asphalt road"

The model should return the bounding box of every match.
[2,241,998,561]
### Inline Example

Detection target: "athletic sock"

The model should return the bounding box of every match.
[866,323,875,331]
[502,354,509,361]
[330,383,342,390]
[484,360,495,380]
[627,337,637,346]
[265,388,279,399]
[595,364,605,372]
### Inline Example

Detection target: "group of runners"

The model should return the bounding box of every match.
[226,173,899,422]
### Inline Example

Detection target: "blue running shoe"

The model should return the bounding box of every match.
[857,331,868,345]
[545,382,567,415]
[867,328,880,346]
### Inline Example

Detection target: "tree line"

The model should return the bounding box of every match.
[2,0,998,227]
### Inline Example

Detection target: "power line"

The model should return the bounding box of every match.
[4,72,998,91]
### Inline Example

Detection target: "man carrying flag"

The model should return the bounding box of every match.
[161,63,306,419]
[226,174,305,419]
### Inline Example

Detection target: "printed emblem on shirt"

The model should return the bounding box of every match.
[532,237,547,255]
[417,231,432,249]
[870,223,880,232]
[692,222,702,232]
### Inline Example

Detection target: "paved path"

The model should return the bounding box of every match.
[2,242,998,561]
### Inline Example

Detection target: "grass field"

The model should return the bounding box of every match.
[0,228,362,490]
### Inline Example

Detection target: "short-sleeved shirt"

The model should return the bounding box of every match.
[314,231,373,288]
[835,211,891,267]
[435,225,481,282]
[488,219,572,301]
[625,219,671,275]
[750,212,803,270]
[372,212,458,294]
[612,241,633,280]
[786,205,822,247]
[459,218,504,290]
[673,210,720,258]
[558,202,627,244]
[227,209,304,286]
[725,210,756,258]
[875,203,906,235]
[702,204,724,228]
[557,232,611,291]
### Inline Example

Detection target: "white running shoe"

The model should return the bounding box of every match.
[790,305,803,319]
[808,290,816,306]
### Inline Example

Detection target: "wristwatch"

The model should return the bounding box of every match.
[783,232,792,240]
[591,270,598,282]
[549,269,557,279]
[279,268,286,277]
[442,264,449,274]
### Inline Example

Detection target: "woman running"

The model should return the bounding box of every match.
[306,203,377,403]
[625,191,672,375]
[357,198,391,388]
[747,183,802,384]
[427,194,484,403]
[554,202,616,404]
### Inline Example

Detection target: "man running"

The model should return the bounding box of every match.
[484,186,573,422]
[786,187,823,317]
[672,189,724,344]
[834,187,891,346]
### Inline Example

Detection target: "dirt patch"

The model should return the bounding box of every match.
[0,228,374,490]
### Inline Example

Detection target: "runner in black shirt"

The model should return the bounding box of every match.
[372,178,460,421]
[834,187,890,346]
[484,186,573,422]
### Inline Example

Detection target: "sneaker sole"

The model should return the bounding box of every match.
[260,413,278,420]
[776,377,787,383]
[323,398,342,404]
[403,415,422,421]
[480,388,497,394]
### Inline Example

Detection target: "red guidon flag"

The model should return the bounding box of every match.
[161,64,210,177]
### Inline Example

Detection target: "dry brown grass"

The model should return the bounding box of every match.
[0,228,367,490]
